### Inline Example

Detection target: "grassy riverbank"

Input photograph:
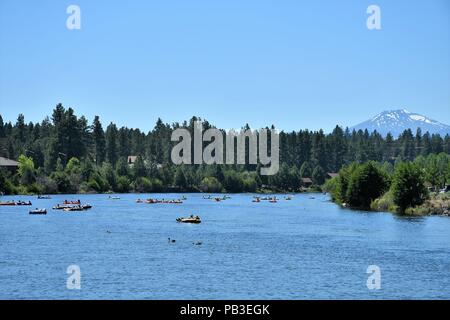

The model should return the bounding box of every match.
[371,191,450,216]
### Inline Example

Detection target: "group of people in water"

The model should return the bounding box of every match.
[203,195,231,202]
[252,195,293,203]
[176,214,201,223]
[53,201,91,211]
[63,199,81,205]
[136,198,183,204]
[0,200,32,206]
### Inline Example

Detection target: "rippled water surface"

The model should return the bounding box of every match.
[0,193,449,299]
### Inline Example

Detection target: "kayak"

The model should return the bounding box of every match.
[145,199,183,204]
[53,204,72,210]
[63,206,84,212]
[176,215,201,224]
[29,209,47,215]
[16,201,32,206]
[62,204,92,212]
[0,202,16,206]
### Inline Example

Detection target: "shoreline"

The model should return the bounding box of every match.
[0,188,323,197]
[333,196,450,217]
[3,190,449,217]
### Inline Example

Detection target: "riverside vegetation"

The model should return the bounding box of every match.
[323,154,450,215]
[0,105,449,216]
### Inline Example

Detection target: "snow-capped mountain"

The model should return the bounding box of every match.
[350,109,450,137]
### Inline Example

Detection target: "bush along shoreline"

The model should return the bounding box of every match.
[324,154,450,216]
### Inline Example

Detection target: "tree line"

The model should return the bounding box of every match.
[0,104,449,195]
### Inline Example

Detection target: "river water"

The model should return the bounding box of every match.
[0,193,449,299]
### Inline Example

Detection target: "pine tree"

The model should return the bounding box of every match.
[421,132,432,155]
[430,134,443,154]
[311,130,327,170]
[0,115,5,138]
[444,135,450,154]
[132,155,146,178]
[384,133,395,161]
[312,165,326,185]
[106,123,118,166]
[174,167,187,189]
[329,126,346,172]
[399,129,415,161]
[298,161,311,178]
[118,127,131,159]
[15,114,26,146]
[92,116,106,165]
[415,128,422,153]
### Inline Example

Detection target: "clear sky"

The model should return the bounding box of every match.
[0,0,449,132]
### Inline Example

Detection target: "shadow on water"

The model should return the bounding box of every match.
[391,213,427,223]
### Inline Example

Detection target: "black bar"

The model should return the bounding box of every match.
[1,300,448,319]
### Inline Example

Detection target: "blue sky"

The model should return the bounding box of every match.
[0,0,449,132]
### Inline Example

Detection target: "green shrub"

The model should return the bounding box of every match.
[15,185,29,195]
[116,176,131,193]
[223,171,244,193]
[391,162,429,212]
[371,191,394,212]
[333,163,359,204]
[323,177,338,198]
[199,177,223,193]
[345,162,390,209]
[404,206,429,216]
[50,171,71,193]
[150,178,164,192]
[87,179,101,192]
[26,183,43,195]
[5,179,17,194]
[309,185,323,192]
[243,177,257,192]
[36,176,58,194]
[90,172,109,192]
[133,177,153,193]
[0,170,16,194]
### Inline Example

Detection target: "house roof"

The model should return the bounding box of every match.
[327,172,339,178]
[128,155,157,168]
[127,156,137,163]
[0,156,19,167]
[301,177,313,183]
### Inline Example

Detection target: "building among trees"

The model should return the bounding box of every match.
[0,156,18,173]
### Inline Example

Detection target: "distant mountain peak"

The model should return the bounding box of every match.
[351,109,450,137]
